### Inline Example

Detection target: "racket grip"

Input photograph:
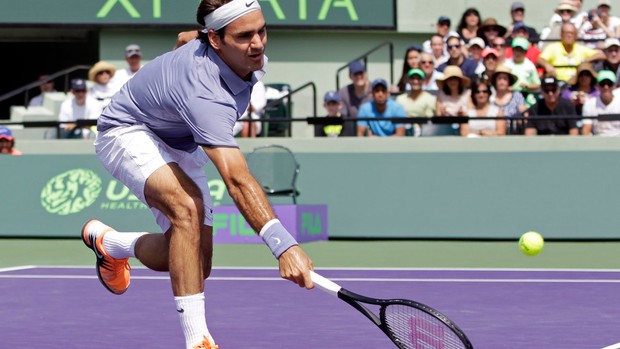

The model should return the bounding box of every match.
[310,271,341,297]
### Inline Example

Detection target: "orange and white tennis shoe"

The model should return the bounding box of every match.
[192,336,219,349]
[81,219,131,295]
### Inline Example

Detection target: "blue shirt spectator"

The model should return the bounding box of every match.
[357,79,407,137]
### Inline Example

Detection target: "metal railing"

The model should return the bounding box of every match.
[260,81,317,137]
[335,41,394,90]
[0,65,91,106]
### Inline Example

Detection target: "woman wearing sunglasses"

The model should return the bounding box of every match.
[461,77,505,137]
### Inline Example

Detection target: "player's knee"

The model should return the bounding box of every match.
[169,195,205,227]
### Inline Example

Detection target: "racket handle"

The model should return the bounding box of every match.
[310,271,342,297]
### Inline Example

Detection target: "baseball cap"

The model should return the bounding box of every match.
[598,0,611,8]
[323,91,341,103]
[468,37,485,49]
[348,61,366,75]
[511,1,525,11]
[125,44,142,58]
[604,38,620,50]
[482,47,499,58]
[371,78,388,90]
[541,76,559,88]
[437,16,451,25]
[71,78,87,91]
[597,70,617,84]
[407,68,426,79]
[0,127,14,140]
[512,37,530,51]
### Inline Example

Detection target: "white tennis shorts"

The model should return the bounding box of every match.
[94,124,214,232]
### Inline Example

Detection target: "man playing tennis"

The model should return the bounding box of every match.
[81,1,314,348]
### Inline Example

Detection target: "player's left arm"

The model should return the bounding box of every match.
[202,146,314,288]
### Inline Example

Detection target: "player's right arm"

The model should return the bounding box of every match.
[202,146,314,289]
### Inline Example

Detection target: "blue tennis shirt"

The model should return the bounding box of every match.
[99,39,267,152]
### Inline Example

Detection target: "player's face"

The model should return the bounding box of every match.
[214,11,267,79]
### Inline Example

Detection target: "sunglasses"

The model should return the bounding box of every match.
[543,88,558,94]
[475,89,490,94]
[599,80,615,88]
[492,43,506,48]
[448,44,461,50]
[96,70,111,75]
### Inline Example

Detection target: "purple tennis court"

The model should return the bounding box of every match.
[1,266,619,348]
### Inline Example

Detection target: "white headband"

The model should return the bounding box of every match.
[203,0,262,31]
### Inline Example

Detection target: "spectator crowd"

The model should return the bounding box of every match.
[318,0,620,138]
[16,0,620,141]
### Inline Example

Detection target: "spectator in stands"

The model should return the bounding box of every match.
[396,45,422,93]
[423,17,453,65]
[594,38,620,82]
[233,80,266,138]
[427,34,450,66]
[468,37,485,67]
[419,52,444,92]
[436,66,471,116]
[478,48,500,81]
[478,18,507,47]
[437,35,478,79]
[562,63,599,116]
[357,79,406,137]
[505,38,541,93]
[580,8,613,49]
[525,76,579,136]
[396,68,436,118]
[315,91,355,137]
[111,44,143,89]
[538,23,605,82]
[58,79,102,139]
[491,65,528,134]
[88,61,118,108]
[339,60,372,122]
[596,0,620,38]
[28,75,55,107]
[505,2,540,44]
[490,36,508,65]
[541,1,585,45]
[505,22,542,73]
[457,8,482,44]
[0,127,22,156]
[461,77,505,137]
[582,70,620,135]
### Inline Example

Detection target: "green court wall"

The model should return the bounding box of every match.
[5,137,620,240]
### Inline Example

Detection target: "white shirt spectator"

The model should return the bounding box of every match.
[111,66,143,91]
[233,80,267,136]
[582,94,620,136]
[58,96,103,124]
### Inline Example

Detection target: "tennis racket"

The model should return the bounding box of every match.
[310,271,473,349]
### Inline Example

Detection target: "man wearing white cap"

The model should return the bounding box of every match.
[594,38,620,82]
[81,1,314,348]
[111,44,144,89]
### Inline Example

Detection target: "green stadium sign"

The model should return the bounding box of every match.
[0,0,395,29]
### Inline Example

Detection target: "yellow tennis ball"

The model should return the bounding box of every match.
[519,231,544,256]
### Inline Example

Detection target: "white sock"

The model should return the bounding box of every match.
[175,293,212,349]
[101,231,147,259]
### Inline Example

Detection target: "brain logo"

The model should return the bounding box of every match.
[41,169,102,215]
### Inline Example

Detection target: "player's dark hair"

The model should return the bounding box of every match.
[196,0,233,44]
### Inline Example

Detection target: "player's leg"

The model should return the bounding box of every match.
[141,163,216,348]
[133,224,213,279]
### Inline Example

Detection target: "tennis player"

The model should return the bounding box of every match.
[81,1,314,348]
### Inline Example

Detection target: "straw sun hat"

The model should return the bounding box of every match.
[88,61,117,82]
[436,66,471,90]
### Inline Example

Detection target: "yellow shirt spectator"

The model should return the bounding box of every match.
[539,42,599,82]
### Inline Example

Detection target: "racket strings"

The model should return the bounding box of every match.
[383,304,467,349]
